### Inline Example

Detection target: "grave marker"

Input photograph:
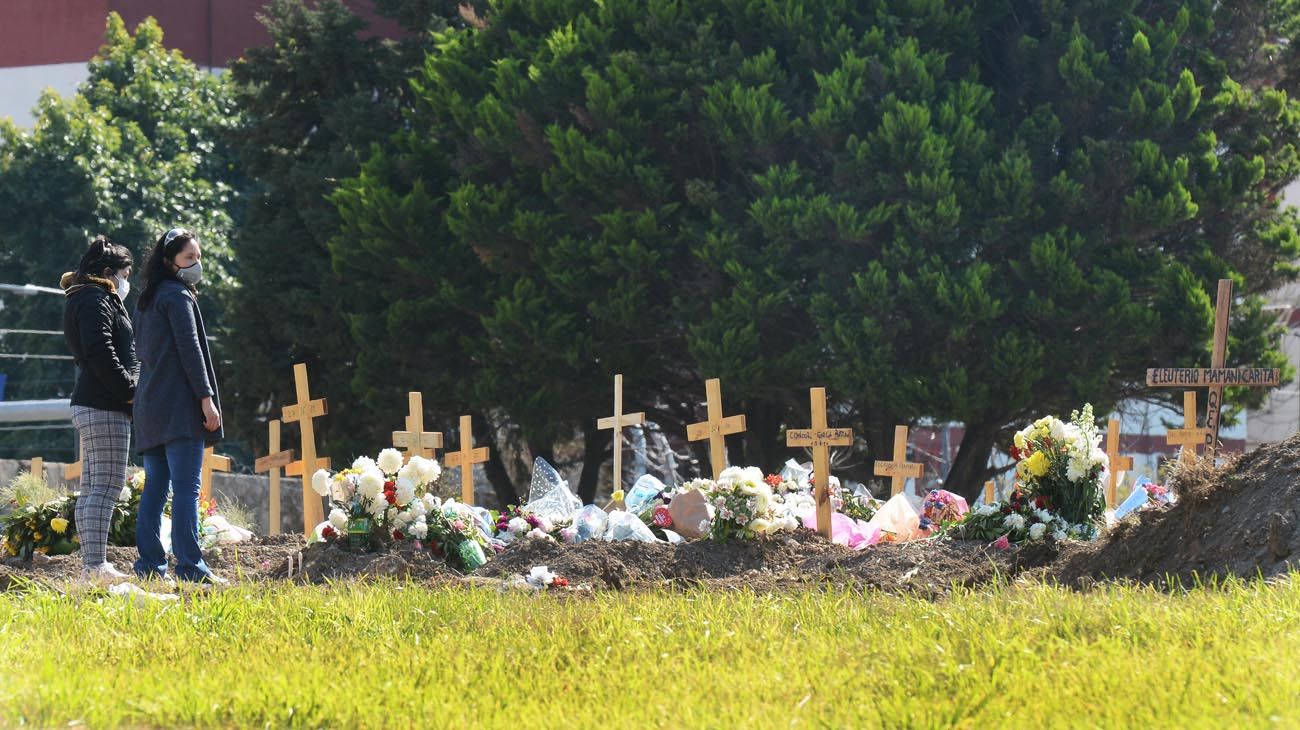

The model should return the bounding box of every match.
[686,378,746,480]
[597,374,645,508]
[443,414,489,505]
[282,363,328,536]
[786,387,853,539]
[874,425,924,497]
[199,447,232,503]
[254,419,295,535]
[392,391,442,460]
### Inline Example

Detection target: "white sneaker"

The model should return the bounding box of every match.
[81,562,131,583]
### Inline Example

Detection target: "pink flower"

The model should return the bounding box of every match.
[452,520,466,532]
[991,534,1011,551]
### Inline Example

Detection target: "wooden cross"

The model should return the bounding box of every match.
[1165,391,1208,464]
[254,419,295,535]
[597,374,645,507]
[1104,419,1134,508]
[199,447,232,503]
[393,391,443,461]
[63,460,82,482]
[984,480,995,504]
[282,363,328,536]
[874,425,924,497]
[786,387,853,539]
[1146,279,1281,457]
[443,414,489,505]
[29,457,43,483]
[686,378,746,480]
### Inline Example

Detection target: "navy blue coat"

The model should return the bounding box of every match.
[132,279,223,452]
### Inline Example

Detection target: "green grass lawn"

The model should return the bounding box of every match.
[1,576,1298,728]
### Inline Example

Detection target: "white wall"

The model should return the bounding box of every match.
[0,63,89,125]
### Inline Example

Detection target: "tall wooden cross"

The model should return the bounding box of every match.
[1146,279,1281,457]
[393,391,442,461]
[984,480,996,505]
[786,387,853,539]
[874,425,924,497]
[597,374,645,506]
[1104,419,1133,508]
[1165,391,1209,464]
[443,414,489,505]
[29,457,43,483]
[199,447,232,503]
[254,419,295,535]
[282,363,329,536]
[686,378,746,480]
[63,460,82,483]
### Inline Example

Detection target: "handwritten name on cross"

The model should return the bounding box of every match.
[1104,419,1133,508]
[874,425,924,497]
[786,387,853,539]
[1165,391,1208,464]
[686,378,746,480]
[282,363,329,536]
[254,419,295,535]
[393,391,442,461]
[1145,279,1280,457]
[443,415,489,505]
[199,447,232,503]
[597,374,645,507]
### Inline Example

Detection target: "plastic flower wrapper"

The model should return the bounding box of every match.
[918,490,969,533]
[494,505,568,544]
[524,457,581,522]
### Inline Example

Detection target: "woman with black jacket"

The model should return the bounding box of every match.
[132,228,226,584]
[60,236,138,581]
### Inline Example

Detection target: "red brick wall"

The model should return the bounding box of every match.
[0,0,406,68]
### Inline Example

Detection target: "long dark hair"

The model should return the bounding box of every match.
[138,228,198,311]
[73,235,133,285]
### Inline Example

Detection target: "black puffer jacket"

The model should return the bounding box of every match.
[62,273,138,414]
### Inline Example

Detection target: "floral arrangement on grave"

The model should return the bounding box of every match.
[765,464,878,523]
[1008,404,1108,528]
[493,506,570,544]
[2,468,157,558]
[955,490,1100,544]
[313,448,441,550]
[423,496,491,570]
[917,490,965,534]
[701,467,800,542]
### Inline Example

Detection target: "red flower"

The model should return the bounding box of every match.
[764,474,783,487]
[1009,446,1022,461]
[385,492,398,505]
[384,480,395,490]
[553,577,569,588]
[393,530,405,541]
[322,525,337,540]
[1034,496,1049,509]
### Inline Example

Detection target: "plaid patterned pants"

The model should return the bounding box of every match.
[70,405,131,567]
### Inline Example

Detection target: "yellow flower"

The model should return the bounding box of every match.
[50,518,69,534]
[611,490,625,502]
[33,532,43,541]
[1013,431,1027,450]
[36,546,48,555]
[1024,451,1050,478]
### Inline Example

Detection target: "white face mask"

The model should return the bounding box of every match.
[114,271,130,299]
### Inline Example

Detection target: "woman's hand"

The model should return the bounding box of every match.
[201,396,222,432]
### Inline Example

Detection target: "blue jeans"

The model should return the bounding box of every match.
[134,438,214,581]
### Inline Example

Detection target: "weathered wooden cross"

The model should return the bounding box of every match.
[443,414,489,505]
[984,480,996,505]
[874,425,924,497]
[282,363,329,536]
[1165,391,1209,464]
[786,387,853,539]
[1104,419,1133,508]
[597,374,645,507]
[29,457,43,483]
[199,447,232,503]
[254,419,295,535]
[392,391,442,461]
[1146,279,1281,457]
[686,378,747,480]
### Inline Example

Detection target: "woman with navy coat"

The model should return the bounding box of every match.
[131,227,226,584]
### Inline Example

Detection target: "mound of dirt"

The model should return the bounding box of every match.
[283,539,459,584]
[0,534,306,589]
[477,529,1045,596]
[1054,433,1300,587]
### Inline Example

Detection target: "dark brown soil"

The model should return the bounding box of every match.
[477,530,1050,597]
[1053,433,1300,588]
[279,539,459,584]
